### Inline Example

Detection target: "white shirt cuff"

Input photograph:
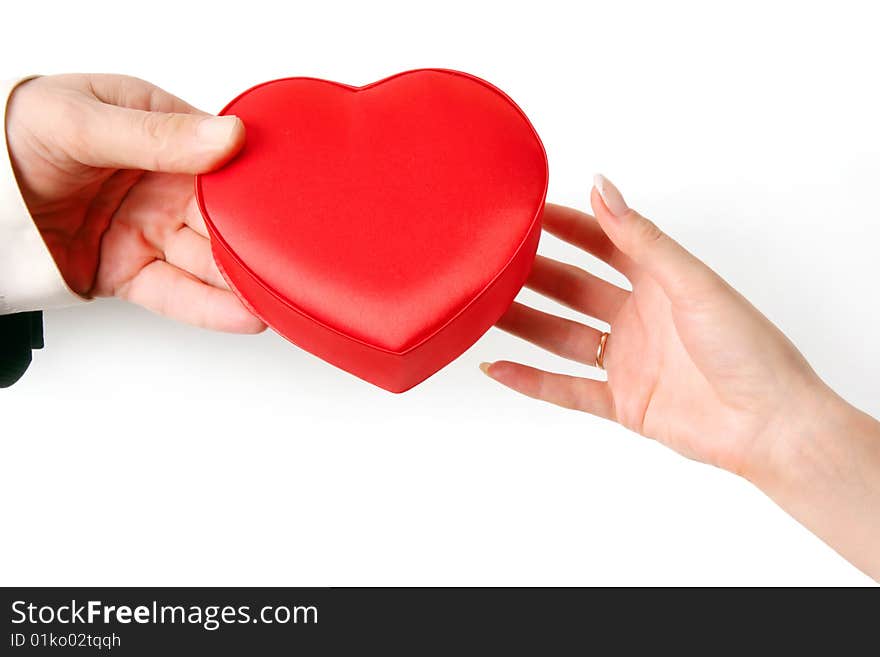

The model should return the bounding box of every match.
[1,76,85,314]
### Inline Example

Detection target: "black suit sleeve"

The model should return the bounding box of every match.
[0,310,43,387]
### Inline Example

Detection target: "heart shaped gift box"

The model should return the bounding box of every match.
[196,69,548,392]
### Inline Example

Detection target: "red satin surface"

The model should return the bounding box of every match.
[196,70,548,392]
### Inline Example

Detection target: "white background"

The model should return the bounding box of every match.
[1,0,878,585]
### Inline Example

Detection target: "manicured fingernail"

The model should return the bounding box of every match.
[198,115,241,146]
[479,362,493,376]
[593,174,628,217]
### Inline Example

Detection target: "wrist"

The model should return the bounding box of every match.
[747,381,850,490]
[4,78,41,207]
[746,381,880,579]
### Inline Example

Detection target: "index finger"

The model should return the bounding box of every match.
[84,74,205,115]
[541,203,635,277]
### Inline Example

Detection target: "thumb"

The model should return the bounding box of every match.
[590,174,722,300]
[79,104,245,173]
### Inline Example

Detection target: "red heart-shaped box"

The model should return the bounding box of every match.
[196,69,548,392]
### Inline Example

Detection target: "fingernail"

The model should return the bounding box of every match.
[197,115,241,147]
[479,362,493,376]
[593,174,629,217]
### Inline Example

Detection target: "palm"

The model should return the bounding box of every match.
[604,275,745,467]
[16,160,261,334]
[24,165,255,332]
[93,173,198,294]
[93,172,258,333]
[91,173,231,313]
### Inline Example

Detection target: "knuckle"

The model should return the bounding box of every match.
[147,85,168,111]
[137,111,191,163]
[558,268,583,305]
[136,114,170,169]
[635,216,665,245]
[53,95,97,158]
[554,261,588,306]
[118,75,156,107]
[563,322,591,358]
[139,111,173,143]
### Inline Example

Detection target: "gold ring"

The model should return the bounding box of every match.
[595,332,610,370]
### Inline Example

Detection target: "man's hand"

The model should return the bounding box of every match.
[4,74,264,333]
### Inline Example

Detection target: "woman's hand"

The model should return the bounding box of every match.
[5,74,264,333]
[485,175,824,475]
[483,175,880,579]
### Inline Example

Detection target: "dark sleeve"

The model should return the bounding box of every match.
[0,310,43,387]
